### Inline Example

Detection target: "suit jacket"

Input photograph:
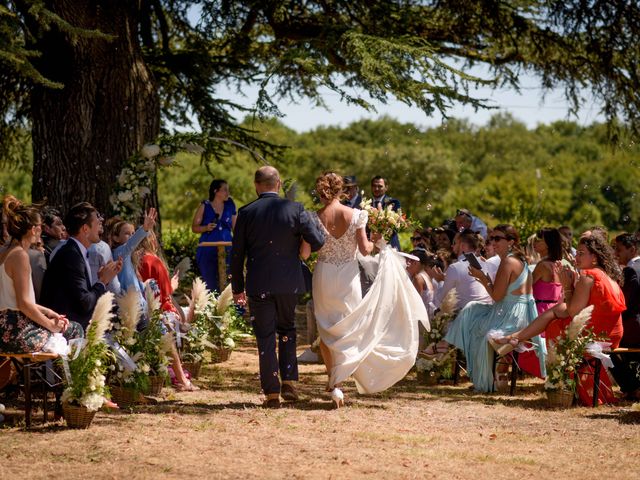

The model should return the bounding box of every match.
[231,192,324,296]
[373,194,402,250]
[343,193,362,209]
[620,263,640,347]
[40,239,107,329]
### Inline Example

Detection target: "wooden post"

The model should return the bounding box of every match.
[198,241,232,293]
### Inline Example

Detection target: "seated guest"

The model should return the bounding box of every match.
[41,202,121,330]
[495,234,625,405]
[136,231,199,391]
[41,207,67,263]
[559,224,576,259]
[88,216,121,294]
[611,233,640,400]
[432,226,454,253]
[406,248,436,317]
[532,228,564,316]
[0,195,82,352]
[436,225,546,392]
[455,208,488,239]
[28,239,47,303]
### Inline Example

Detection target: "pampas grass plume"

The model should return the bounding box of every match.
[86,292,115,346]
[567,305,593,340]
[216,284,233,315]
[118,288,141,334]
[440,289,458,316]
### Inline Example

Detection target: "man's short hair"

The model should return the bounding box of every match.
[459,230,480,251]
[254,166,280,188]
[64,202,97,236]
[615,232,639,249]
[370,175,387,185]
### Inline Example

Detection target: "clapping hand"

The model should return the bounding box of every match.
[559,264,576,290]
[143,208,157,232]
[98,258,122,285]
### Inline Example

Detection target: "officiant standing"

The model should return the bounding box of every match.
[231,166,324,408]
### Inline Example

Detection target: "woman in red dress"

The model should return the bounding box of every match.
[496,234,625,405]
[135,232,199,391]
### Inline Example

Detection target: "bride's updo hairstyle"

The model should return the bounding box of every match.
[315,172,345,202]
[2,195,41,240]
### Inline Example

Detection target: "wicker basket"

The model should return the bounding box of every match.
[63,403,96,429]
[210,347,232,364]
[417,370,439,386]
[182,360,202,378]
[110,385,140,409]
[547,388,575,408]
[144,375,165,396]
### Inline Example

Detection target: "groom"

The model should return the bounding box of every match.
[231,166,325,408]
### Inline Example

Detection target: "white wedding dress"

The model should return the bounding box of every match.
[312,209,430,394]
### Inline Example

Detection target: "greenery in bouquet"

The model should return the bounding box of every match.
[545,305,601,392]
[359,197,418,241]
[109,289,150,392]
[209,284,248,350]
[61,293,115,412]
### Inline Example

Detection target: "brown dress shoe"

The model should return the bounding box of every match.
[263,398,281,409]
[281,383,299,401]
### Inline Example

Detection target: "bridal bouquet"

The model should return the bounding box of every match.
[359,197,415,241]
[61,293,115,411]
[545,305,600,392]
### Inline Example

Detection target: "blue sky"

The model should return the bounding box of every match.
[220,78,603,132]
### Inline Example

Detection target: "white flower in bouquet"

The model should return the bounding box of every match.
[223,337,236,349]
[140,144,161,158]
[80,393,104,412]
[415,357,434,372]
[117,190,134,203]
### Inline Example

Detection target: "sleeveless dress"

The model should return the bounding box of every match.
[196,199,236,293]
[545,268,625,405]
[312,209,429,393]
[516,276,563,377]
[444,257,546,392]
[0,262,83,353]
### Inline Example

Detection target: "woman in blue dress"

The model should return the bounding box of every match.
[436,224,546,392]
[191,179,237,293]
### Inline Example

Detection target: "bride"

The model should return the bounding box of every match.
[302,172,429,408]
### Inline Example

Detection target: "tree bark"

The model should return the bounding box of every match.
[29,0,159,218]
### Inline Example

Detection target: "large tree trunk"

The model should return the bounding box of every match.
[29,0,159,219]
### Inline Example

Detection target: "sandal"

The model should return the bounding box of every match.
[175,380,200,392]
[488,336,519,356]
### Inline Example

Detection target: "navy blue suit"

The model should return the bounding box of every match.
[231,192,324,395]
[40,239,107,330]
[373,194,402,250]
[611,262,640,395]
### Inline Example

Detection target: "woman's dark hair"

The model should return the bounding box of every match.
[537,227,563,262]
[2,195,41,240]
[494,224,527,263]
[579,235,622,282]
[409,248,429,266]
[208,179,227,201]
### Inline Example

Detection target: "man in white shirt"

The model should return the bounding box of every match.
[434,230,496,311]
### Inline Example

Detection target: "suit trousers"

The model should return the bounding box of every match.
[249,293,299,395]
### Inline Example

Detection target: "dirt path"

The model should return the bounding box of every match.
[1,341,639,479]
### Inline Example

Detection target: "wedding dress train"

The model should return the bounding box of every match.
[312,209,429,394]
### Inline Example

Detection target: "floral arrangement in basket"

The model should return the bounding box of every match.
[359,196,417,241]
[416,289,458,379]
[108,289,150,392]
[61,293,115,411]
[545,305,601,392]
[182,279,245,362]
[139,281,174,378]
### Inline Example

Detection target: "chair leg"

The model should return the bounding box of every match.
[24,363,32,429]
[453,349,461,386]
[593,359,601,408]
[42,364,48,424]
[509,352,519,396]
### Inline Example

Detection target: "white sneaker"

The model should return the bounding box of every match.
[297,348,320,364]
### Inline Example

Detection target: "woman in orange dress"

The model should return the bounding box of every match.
[495,234,625,405]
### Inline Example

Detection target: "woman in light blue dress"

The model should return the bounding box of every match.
[443,224,546,392]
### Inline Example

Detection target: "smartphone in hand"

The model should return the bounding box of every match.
[464,252,483,271]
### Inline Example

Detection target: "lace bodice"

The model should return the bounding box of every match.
[314,209,368,266]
